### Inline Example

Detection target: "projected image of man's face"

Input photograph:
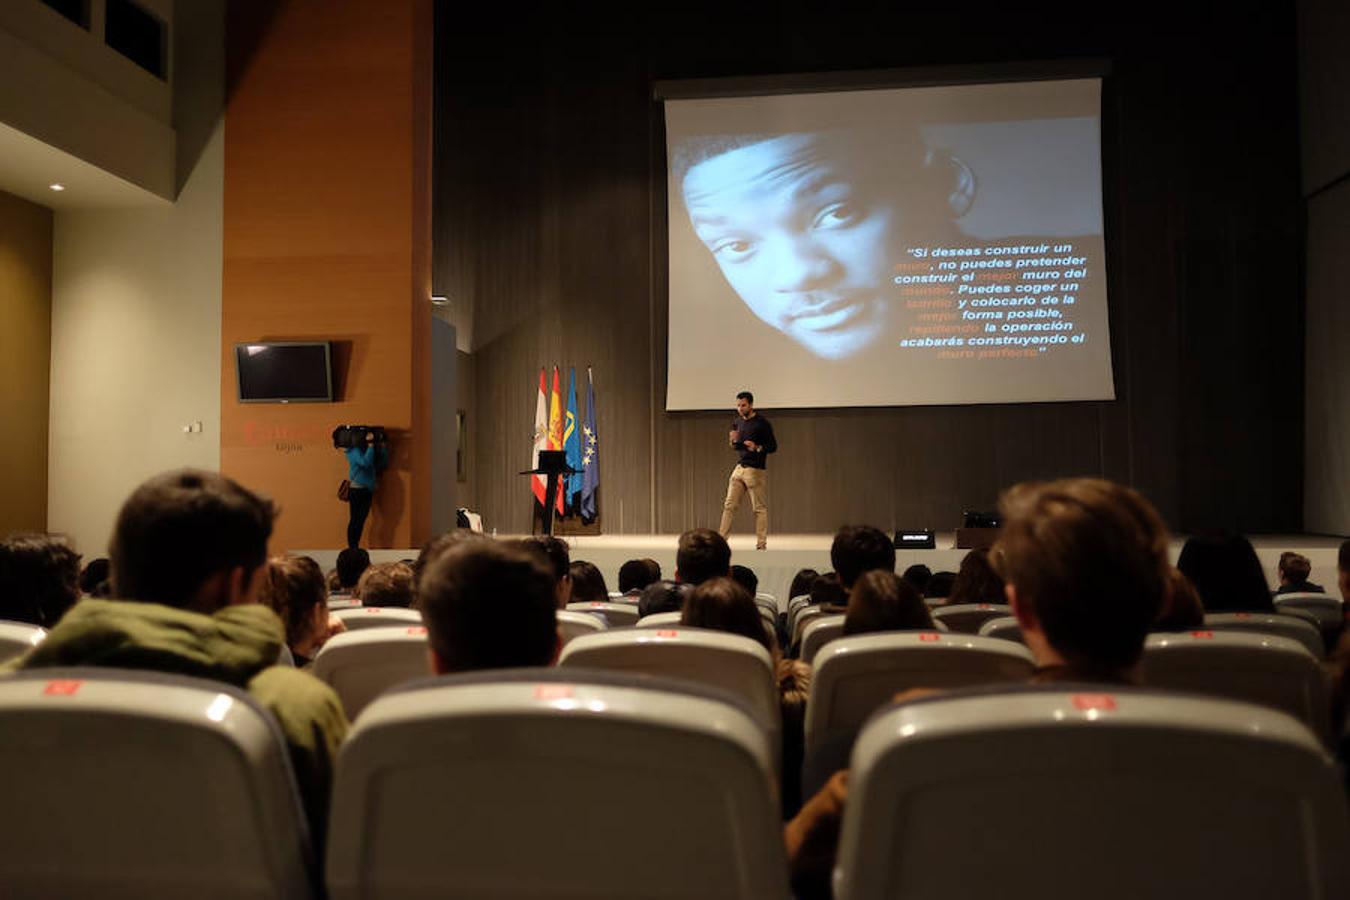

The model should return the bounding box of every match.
[682,134,898,359]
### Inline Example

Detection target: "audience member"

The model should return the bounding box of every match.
[519,535,572,608]
[808,573,847,614]
[79,557,112,598]
[412,530,488,606]
[1276,551,1324,595]
[1176,533,1274,613]
[260,555,344,666]
[638,580,690,617]
[788,477,1173,897]
[681,576,772,652]
[677,527,732,585]
[925,570,956,599]
[788,568,819,602]
[730,563,760,597]
[355,560,416,608]
[0,469,348,844]
[618,557,661,595]
[946,546,1005,606]
[325,568,343,595]
[830,525,896,590]
[900,563,931,596]
[1153,566,1206,632]
[419,540,559,673]
[0,533,81,628]
[568,560,609,603]
[842,570,935,636]
[335,546,371,594]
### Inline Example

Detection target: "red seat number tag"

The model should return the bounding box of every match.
[919,633,940,642]
[406,626,427,635]
[1072,694,1116,711]
[366,608,383,613]
[44,680,82,696]
[656,630,678,638]
[535,684,573,700]
[1190,630,1214,639]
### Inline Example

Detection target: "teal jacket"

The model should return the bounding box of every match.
[345,443,389,490]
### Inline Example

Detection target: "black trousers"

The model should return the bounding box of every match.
[347,487,373,548]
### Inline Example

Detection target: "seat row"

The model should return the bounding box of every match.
[0,667,1344,899]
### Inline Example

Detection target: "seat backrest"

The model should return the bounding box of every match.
[755,592,778,613]
[976,615,1025,644]
[331,607,423,631]
[559,628,779,736]
[327,597,361,610]
[556,609,607,645]
[835,687,1349,900]
[311,627,430,719]
[635,610,683,628]
[327,669,786,900]
[792,605,830,646]
[931,603,1013,634]
[565,601,640,628]
[1141,631,1331,744]
[0,620,46,664]
[1203,612,1324,660]
[805,632,1035,753]
[0,668,315,900]
[1272,592,1343,631]
[800,615,846,665]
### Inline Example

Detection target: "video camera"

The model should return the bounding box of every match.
[332,425,388,449]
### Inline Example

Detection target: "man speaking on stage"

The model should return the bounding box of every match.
[719,390,777,550]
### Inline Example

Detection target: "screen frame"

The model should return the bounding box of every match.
[234,341,334,404]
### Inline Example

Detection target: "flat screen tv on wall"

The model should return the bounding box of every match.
[235,341,333,403]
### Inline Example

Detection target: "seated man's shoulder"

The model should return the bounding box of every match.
[248,666,349,741]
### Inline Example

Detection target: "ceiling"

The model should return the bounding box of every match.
[0,118,167,210]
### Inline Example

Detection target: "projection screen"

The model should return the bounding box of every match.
[664,77,1113,410]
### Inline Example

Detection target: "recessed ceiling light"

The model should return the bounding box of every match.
[49,183,65,192]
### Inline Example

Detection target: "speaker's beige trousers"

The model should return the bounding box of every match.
[719,464,768,549]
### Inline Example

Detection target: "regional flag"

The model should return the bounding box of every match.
[531,368,547,506]
[580,366,600,522]
[564,367,583,513]
[548,366,565,515]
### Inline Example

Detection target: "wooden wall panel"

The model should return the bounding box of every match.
[223,0,432,551]
[434,3,1303,535]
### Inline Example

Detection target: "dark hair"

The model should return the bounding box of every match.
[259,556,327,650]
[420,541,557,672]
[948,547,1006,606]
[335,547,371,589]
[843,570,934,636]
[1175,533,1274,613]
[1277,551,1312,585]
[568,560,608,603]
[830,525,896,589]
[618,558,660,593]
[995,478,1171,674]
[414,530,487,596]
[677,528,731,585]
[521,536,570,583]
[681,576,771,653]
[638,580,689,617]
[356,561,415,608]
[110,469,274,609]
[1340,539,1350,573]
[0,534,82,628]
[788,568,819,601]
[79,557,111,597]
[730,564,759,596]
[736,390,754,404]
[1154,567,1205,631]
[926,571,956,599]
[809,573,847,610]
[901,564,931,595]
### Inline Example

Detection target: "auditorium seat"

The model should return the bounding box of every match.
[326,669,787,899]
[755,592,778,614]
[834,686,1350,900]
[1272,592,1343,635]
[1203,612,1324,660]
[331,607,423,631]
[327,597,361,610]
[635,611,683,628]
[805,632,1035,755]
[556,609,607,645]
[931,602,1013,634]
[1141,631,1330,745]
[0,668,316,899]
[792,605,830,647]
[558,628,779,739]
[0,620,45,664]
[311,627,430,719]
[800,614,846,665]
[977,615,1026,644]
[564,601,640,628]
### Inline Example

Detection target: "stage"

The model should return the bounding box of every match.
[296,533,1346,612]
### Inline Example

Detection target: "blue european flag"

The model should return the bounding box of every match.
[580,367,600,521]
[563,367,583,512]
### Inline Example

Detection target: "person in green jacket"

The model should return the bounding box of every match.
[2,469,348,847]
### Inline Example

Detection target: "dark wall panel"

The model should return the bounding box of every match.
[434,2,1303,535]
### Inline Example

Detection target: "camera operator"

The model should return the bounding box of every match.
[342,429,388,548]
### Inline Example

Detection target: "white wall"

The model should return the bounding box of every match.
[47,123,222,556]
